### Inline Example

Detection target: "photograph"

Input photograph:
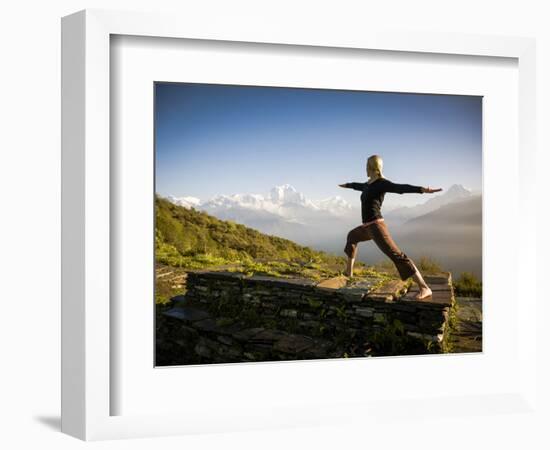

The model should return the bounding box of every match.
[154,82,483,366]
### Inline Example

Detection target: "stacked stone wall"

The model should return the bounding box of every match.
[156,271,454,365]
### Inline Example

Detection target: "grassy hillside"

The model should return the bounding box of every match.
[155,195,357,278]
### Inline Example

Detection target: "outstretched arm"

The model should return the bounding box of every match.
[338,182,366,191]
[383,180,442,195]
[420,186,443,194]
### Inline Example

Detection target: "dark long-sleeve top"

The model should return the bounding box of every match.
[343,178,423,223]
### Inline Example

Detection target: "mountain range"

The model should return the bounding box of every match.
[169,184,354,220]
[166,183,482,276]
[392,195,482,277]
[383,184,473,225]
[169,184,357,240]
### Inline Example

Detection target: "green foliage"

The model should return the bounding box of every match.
[453,272,482,298]
[375,255,442,276]
[368,319,436,356]
[156,229,233,269]
[417,256,443,274]
[371,259,398,276]
[441,300,460,353]
[334,305,348,320]
[155,293,171,305]
[154,195,398,306]
[307,298,323,309]
[216,317,236,327]
[392,319,405,334]
[155,195,348,276]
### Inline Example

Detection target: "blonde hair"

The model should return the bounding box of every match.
[367,155,384,178]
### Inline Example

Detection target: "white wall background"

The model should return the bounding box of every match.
[0,1,548,448]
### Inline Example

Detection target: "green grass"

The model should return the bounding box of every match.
[417,256,443,274]
[154,195,367,281]
[366,319,437,356]
[372,255,443,277]
[155,195,397,301]
[155,293,172,306]
[156,195,345,265]
[453,272,482,298]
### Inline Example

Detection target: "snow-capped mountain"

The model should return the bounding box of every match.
[202,193,268,211]
[168,184,360,241]
[167,195,201,209]
[166,185,357,241]
[165,182,481,275]
[169,185,355,219]
[269,184,320,210]
[167,183,473,228]
[316,195,354,214]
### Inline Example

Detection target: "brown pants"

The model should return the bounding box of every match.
[344,220,417,281]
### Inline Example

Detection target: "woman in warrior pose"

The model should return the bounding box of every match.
[339,155,442,300]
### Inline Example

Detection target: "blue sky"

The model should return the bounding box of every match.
[155,82,482,207]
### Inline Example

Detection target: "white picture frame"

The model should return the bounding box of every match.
[61,9,537,441]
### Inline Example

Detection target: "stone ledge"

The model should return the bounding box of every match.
[159,269,455,363]
[185,270,455,310]
[400,290,454,307]
[408,284,451,292]
[187,270,247,280]
[247,275,316,288]
[316,276,348,289]
[162,306,209,322]
[369,279,409,299]
[424,273,452,285]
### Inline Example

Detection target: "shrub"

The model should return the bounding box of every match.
[417,256,443,274]
[155,195,348,268]
[454,272,482,298]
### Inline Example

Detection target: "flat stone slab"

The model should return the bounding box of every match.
[247,275,316,288]
[188,270,247,280]
[409,284,452,293]
[231,327,265,343]
[170,295,187,306]
[341,278,379,291]
[336,277,381,301]
[249,329,288,344]
[336,289,366,303]
[448,298,482,353]
[455,297,483,322]
[299,338,335,359]
[401,290,453,307]
[189,318,263,337]
[424,273,451,285]
[370,279,409,299]
[316,276,348,289]
[192,318,221,332]
[162,306,210,322]
[363,293,394,303]
[273,334,315,354]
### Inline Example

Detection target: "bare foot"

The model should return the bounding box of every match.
[415,286,432,300]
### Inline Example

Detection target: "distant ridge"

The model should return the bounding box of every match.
[393,195,482,277]
[384,184,473,225]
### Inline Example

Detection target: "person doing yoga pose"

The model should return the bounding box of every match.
[339,155,442,300]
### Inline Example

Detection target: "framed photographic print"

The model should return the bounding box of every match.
[61,9,537,441]
[153,81,482,367]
